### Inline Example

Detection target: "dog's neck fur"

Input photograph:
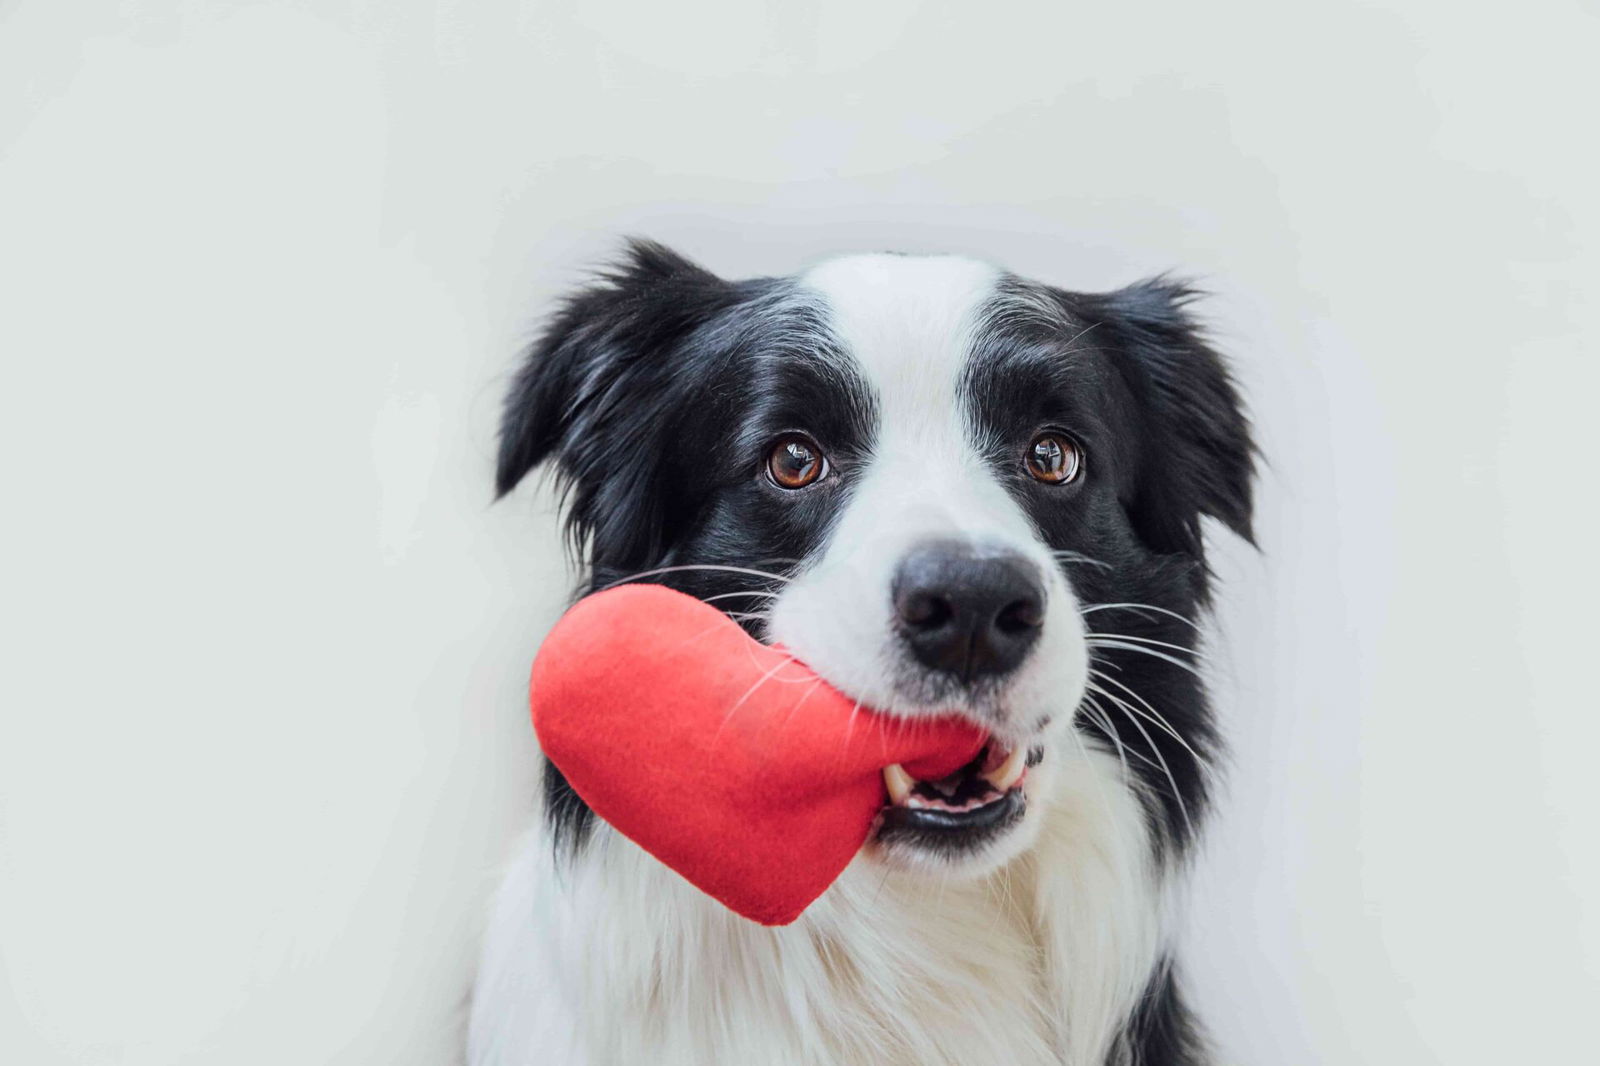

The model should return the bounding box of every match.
[470,746,1164,1066]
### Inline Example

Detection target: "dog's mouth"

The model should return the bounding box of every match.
[875,741,1042,854]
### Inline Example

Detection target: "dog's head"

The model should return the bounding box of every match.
[499,241,1254,876]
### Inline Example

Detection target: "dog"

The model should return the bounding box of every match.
[470,240,1255,1066]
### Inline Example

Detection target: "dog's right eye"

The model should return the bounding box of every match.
[767,435,826,489]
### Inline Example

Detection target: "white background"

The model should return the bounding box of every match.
[3,2,1596,1063]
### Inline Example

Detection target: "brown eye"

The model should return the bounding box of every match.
[767,435,826,489]
[1025,432,1083,485]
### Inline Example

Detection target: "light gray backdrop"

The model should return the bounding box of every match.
[3,1,1595,1063]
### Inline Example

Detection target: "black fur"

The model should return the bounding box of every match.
[497,240,878,854]
[963,275,1256,856]
[1119,962,1211,1065]
[496,241,1255,1066]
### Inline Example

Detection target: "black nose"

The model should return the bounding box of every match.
[892,541,1044,683]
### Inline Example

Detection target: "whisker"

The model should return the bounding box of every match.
[1088,671,1206,769]
[1063,714,1117,823]
[842,694,864,752]
[599,564,793,591]
[700,590,783,604]
[777,676,830,730]
[1078,602,1200,630]
[1059,320,1103,354]
[712,654,804,742]
[1081,694,1174,778]
[1050,551,1113,570]
[1085,632,1210,663]
[1086,679,1192,835]
[1076,695,1132,780]
[1083,639,1205,678]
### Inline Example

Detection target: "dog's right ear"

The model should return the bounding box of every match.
[495,240,735,566]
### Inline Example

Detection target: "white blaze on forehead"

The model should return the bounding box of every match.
[801,253,999,449]
[799,253,1028,545]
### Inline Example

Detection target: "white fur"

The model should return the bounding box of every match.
[470,255,1168,1066]
[469,745,1159,1066]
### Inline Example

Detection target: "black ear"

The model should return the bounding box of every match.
[495,239,736,570]
[1079,278,1257,559]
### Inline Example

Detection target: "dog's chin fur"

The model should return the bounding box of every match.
[473,241,1255,1066]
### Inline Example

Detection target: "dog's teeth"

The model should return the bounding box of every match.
[883,763,915,805]
[981,746,1028,792]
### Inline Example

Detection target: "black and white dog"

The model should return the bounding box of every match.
[471,241,1255,1066]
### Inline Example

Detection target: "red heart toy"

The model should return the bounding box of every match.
[530,584,988,925]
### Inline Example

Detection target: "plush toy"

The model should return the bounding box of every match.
[529,584,988,925]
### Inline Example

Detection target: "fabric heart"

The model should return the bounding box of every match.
[529,584,988,926]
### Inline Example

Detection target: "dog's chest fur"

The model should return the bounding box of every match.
[470,748,1159,1066]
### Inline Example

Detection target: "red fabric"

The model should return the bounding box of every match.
[530,585,987,925]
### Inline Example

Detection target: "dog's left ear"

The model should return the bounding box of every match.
[1078,278,1257,559]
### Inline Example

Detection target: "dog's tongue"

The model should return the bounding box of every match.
[529,584,988,925]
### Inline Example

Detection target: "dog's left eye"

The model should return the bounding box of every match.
[1025,432,1083,485]
[767,435,826,489]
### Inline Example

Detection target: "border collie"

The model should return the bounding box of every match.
[471,240,1255,1066]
